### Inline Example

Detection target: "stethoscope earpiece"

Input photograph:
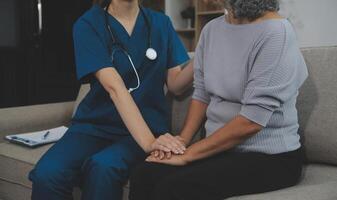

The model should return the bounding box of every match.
[146,48,157,60]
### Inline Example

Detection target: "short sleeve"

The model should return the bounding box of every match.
[192,29,210,104]
[166,17,190,69]
[73,19,113,83]
[239,25,308,127]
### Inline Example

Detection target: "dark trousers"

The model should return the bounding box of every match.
[129,149,303,200]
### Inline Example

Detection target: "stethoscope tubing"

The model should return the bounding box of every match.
[111,48,141,93]
[104,3,155,93]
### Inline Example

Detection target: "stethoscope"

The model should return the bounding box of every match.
[104,3,158,93]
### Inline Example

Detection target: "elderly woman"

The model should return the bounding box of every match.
[129,0,308,199]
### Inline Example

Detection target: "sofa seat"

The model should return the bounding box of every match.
[1,141,337,200]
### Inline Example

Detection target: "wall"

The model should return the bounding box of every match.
[280,0,337,48]
[165,0,191,29]
[0,0,19,47]
[165,0,337,48]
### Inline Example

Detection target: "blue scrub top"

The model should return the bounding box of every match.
[72,5,189,137]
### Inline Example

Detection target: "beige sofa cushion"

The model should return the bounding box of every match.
[0,102,74,142]
[0,142,52,188]
[72,84,91,116]
[297,47,337,166]
[0,180,32,200]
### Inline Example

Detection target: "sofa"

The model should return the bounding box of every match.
[1,46,337,200]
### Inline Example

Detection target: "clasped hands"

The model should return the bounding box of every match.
[147,133,190,166]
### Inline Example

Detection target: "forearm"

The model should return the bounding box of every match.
[167,60,194,95]
[179,99,208,145]
[184,115,262,162]
[96,68,155,153]
[110,86,155,152]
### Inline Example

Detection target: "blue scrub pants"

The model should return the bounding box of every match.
[29,126,146,200]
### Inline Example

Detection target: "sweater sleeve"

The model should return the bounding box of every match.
[239,24,308,127]
[192,29,211,104]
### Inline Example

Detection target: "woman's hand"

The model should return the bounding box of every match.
[149,133,187,154]
[151,150,172,160]
[151,135,188,159]
[146,153,189,166]
[175,135,189,146]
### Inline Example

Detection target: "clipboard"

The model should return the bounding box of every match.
[5,126,68,147]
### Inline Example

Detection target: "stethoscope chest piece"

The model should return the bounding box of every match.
[146,48,157,60]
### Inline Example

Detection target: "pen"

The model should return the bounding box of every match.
[43,131,50,140]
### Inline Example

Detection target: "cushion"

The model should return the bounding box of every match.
[72,84,90,117]
[297,47,337,165]
[0,142,53,188]
[0,180,32,200]
[227,164,337,200]
[0,179,81,200]
[0,102,74,142]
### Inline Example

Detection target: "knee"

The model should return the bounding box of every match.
[29,163,65,189]
[83,154,127,182]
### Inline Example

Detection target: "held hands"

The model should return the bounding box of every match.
[146,153,189,166]
[149,134,187,155]
[147,135,190,166]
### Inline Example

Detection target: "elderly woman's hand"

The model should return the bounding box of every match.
[151,150,172,160]
[149,133,186,155]
[146,153,189,166]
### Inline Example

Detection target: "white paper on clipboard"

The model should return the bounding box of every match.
[5,126,68,147]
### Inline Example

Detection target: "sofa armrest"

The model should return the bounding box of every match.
[0,101,75,140]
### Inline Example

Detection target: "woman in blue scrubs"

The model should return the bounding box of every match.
[28,0,193,199]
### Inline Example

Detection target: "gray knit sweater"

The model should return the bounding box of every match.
[193,16,308,154]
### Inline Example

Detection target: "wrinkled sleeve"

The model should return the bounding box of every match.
[239,26,308,127]
[73,19,113,83]
[192,30,210,104]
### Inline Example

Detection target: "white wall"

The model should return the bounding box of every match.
[165,0,191,29]
[279,0,337,47]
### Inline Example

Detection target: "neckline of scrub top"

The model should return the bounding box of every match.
[103,7,149,71]
[103,6,143,40]
[92,5,149,71]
